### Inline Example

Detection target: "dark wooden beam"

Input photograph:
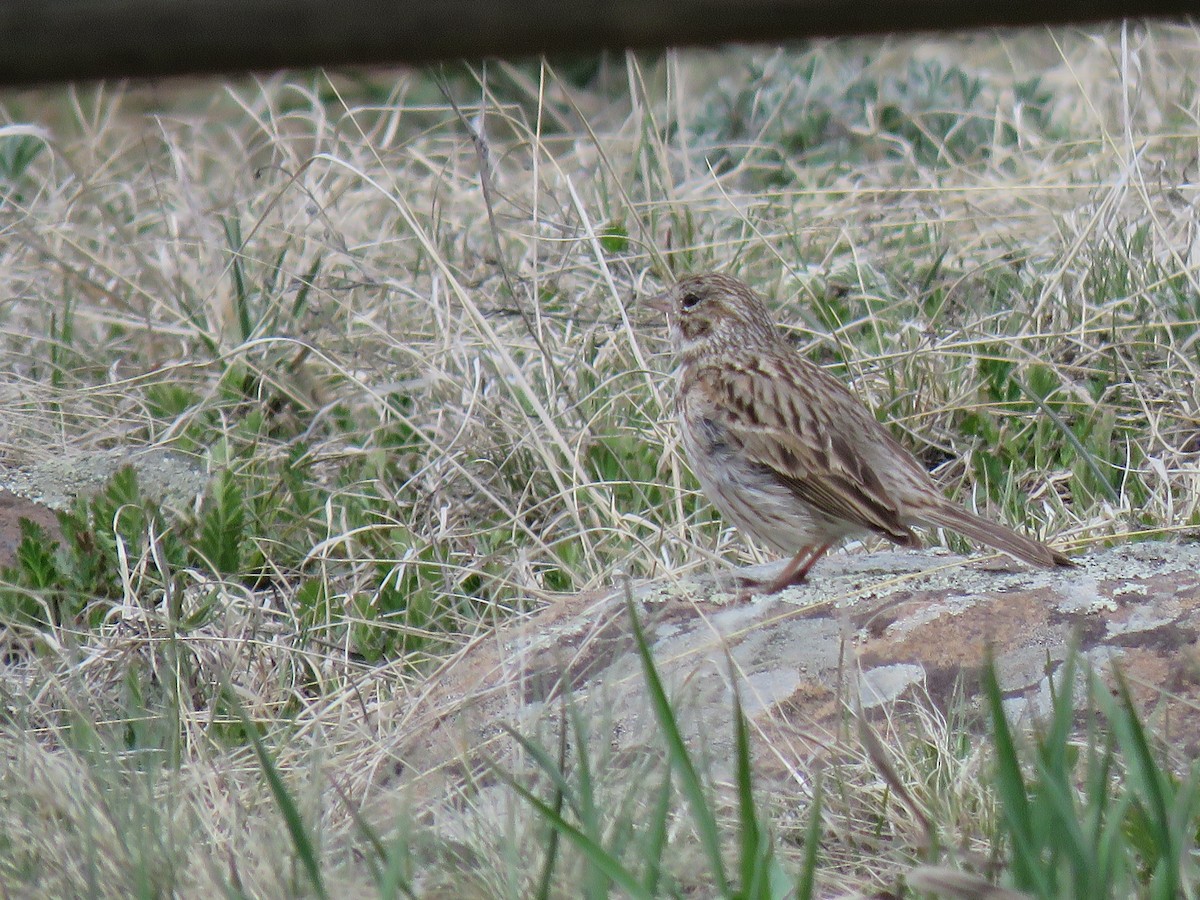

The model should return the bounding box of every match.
[0,0,1192,87]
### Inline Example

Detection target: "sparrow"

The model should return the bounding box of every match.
[648,272,1073,594]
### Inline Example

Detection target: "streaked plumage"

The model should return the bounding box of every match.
[648,272,1072,594]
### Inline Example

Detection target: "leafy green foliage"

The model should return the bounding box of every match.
[0,467,161,626]
[196,468,246,576]
[0,467,233,628]
[689,49,1060,183]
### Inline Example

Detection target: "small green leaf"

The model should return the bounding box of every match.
[600,222,628,253]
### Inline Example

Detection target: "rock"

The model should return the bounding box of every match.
[376,542,1200,814]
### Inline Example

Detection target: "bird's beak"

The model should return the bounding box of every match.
[644,290,672,316]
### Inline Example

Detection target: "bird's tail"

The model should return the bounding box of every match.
[918,502,1073,568]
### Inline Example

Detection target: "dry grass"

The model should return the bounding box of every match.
[1,22,1199,895]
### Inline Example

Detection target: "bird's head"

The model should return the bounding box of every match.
[646,273,781,360]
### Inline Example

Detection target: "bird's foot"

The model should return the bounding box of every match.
[732,576,768,603]
[730,573,798,602]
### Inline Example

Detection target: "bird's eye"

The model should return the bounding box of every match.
[681,292,701,310]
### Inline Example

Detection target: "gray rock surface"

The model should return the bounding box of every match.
[377,542,1200,815]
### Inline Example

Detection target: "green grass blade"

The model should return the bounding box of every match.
[229,692,327,900]
[732,668,774,899]
[1013,375,1119,503]
[568,703,610,900]
[639,772,673,896]
[1106,670,1179,898]
[493,766,652,900]
[329,778,417,899]
[623,585,730,894]
[499,721,580,819]
[532,705,568,900]
[795,779,823,900]
[981,654,1052,896]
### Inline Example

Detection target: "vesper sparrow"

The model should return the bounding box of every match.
[648,273,1073,595]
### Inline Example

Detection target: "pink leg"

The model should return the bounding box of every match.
[764,542,834,595]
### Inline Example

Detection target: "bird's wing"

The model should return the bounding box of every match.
[689,358,919,544]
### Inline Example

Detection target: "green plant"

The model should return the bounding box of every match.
[687,48,1061,184]
[0,127,48,203]
[981,650,1200,897]
[494,589,811,898]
